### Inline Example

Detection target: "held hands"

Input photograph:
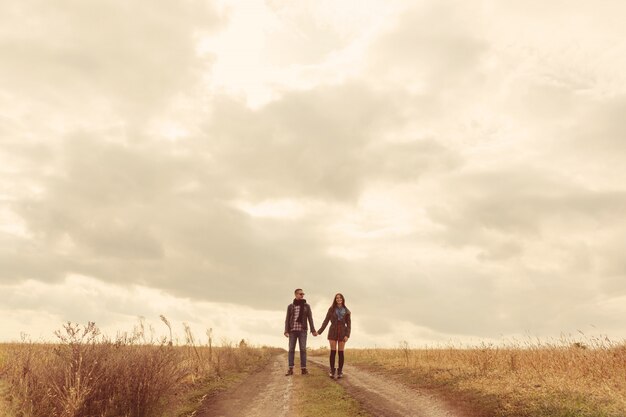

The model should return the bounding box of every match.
[285,331,321,337]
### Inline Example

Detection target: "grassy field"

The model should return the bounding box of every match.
[3,321,625,417]
[324,336,626,417]
[292,365,371,417]
[0,320,280,417]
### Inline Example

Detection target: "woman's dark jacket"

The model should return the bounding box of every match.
[284,302,316,334]
[317,307,351,341]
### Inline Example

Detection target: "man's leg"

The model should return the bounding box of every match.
[298,331,308,372]
[286,332,297,374]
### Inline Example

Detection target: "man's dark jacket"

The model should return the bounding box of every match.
[284,301,316,334]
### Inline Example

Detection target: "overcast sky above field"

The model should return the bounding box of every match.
[2,0,626,347]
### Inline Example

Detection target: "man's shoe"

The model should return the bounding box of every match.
[301,368,309,375]
[285,368,294,376]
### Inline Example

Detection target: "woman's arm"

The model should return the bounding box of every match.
[317,309,332,334]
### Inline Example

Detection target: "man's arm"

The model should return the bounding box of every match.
[307,306,317,335]
[284,305,291,336]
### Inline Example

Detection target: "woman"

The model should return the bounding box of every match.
[317,293,351,379]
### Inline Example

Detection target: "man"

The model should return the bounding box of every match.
[284,288,317,375]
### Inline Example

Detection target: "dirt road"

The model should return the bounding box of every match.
[309,357,464,417]
[198,354,468,417]
[196,354,294,417]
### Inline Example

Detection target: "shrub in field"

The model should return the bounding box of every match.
[0,322,185,417]
[0,321,279,417]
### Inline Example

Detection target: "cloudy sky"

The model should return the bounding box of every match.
[2,0,626,348]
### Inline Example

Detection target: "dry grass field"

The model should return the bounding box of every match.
[3,322,625,417]
[340,335,626,417]
[0,320,280,417]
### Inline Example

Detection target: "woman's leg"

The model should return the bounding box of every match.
[328,340,337,375]
[337,341,346,375]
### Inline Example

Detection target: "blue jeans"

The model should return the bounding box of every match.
[288,331,307,368]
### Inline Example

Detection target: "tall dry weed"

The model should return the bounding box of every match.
[0,320,279,417]
[345,336,626,417]
[0,322,185,417]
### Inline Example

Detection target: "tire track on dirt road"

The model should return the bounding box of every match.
[309,357,467,417]
[196,353,293,417]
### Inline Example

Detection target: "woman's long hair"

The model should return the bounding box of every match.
[329,293,347,310]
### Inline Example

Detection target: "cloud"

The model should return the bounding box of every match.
[0,0,220,124]
[205,83,461,201]
[366,1,488,92]
[0,274,288,345]
[429,168,626,241]
[4,70,466,313]
[2,0,626,346]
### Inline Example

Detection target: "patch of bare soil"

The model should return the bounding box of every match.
[196,353,294,417]
[309,357,470,417]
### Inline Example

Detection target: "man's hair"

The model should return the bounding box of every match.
[294,288,303,295]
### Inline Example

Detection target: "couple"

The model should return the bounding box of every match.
[284,288,351,379]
